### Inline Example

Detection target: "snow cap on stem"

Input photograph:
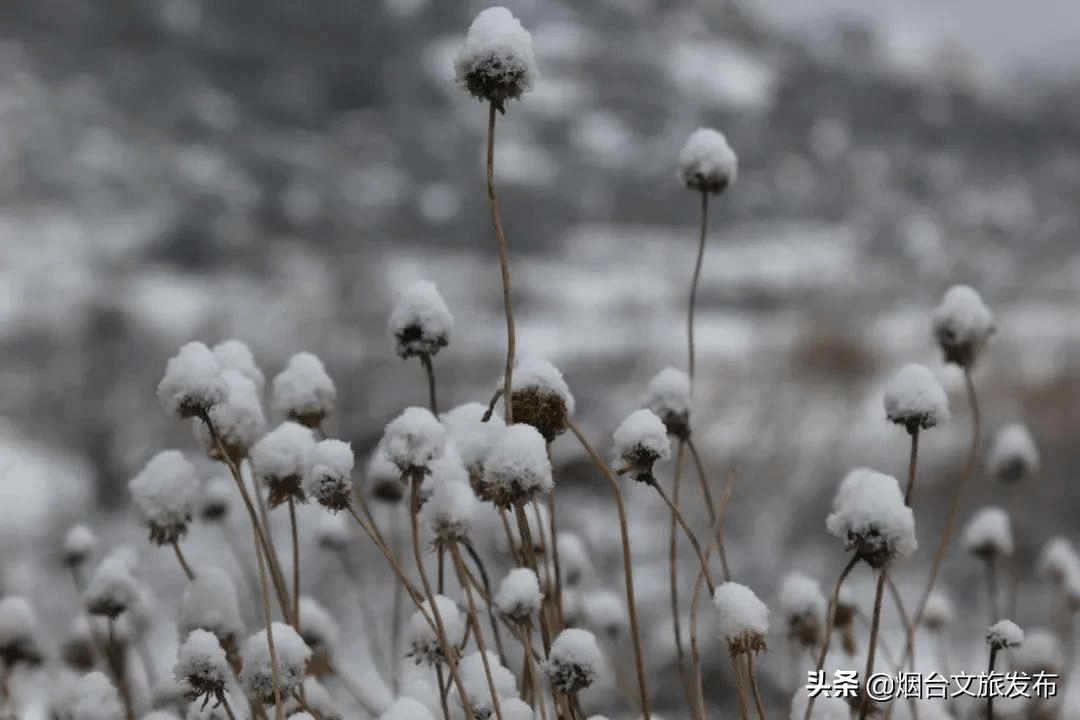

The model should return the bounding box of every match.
[298,596,339,655]
[304,438,355,511]
[442,402,507,493]
[480,423,553,508]
[506,355,575,442]
[315,511,350,552]
[250,421,316,508]
[545,627,603,694]
[961,506,1014,560]
[193,369,267,463]
[178,566,245,643]
[495,568,543,620]
[158,341,226,419]
[366,445,405,503]
[175,628,230,707]
[388,280,454,359]
[407,595,465,667]
[826,468,917,568]
[931,284,994,368]
[612,408,671,483]
[987,620,1024,650]
[84,554,141,619]
[1037,537,1080,588]
[778,572,826,650]
[678,127,738,195]
[0,595,43,666]
[922,590,956,632]
[883,363,950,433]
[212,338,265,391]
[556,531,591,587]
[199,477,232,522]
[456,650,518,717]
[454,6,539,112]
[63,524,98,569]
[381,407,447,479]
[986,423,1040,484]
[53,670,124,720]
[239,621,312,705]
[271,352,336,429]
[644,366,692,439]
[420,467,479,545]
[129,449,201,546]
[713,582,769,657]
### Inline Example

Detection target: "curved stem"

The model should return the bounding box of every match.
[389,509,405,695]
[746,652,769,720]
[420,353,439,416]
[903,428,920,506]
[669,440,691,702]
[463,538,508,662]
[288,497,301,633]
[450,542,506,720]
[221,695,240,720]
[171,539,195,581]
[346,505,429,613]
[885,576,915,672]
[687,440,726,580]
[513,503,553,654]
[252,521,285,720]
[649,477,715,595]
[803,555,860,720]
[486,100,516,424]
[687,190,709,383]
[857,565,890,720]
[545,488,565,632]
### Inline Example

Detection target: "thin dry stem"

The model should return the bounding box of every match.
[984,556,1000,626]
[421,352,439,416]
[987,645,999,720]
[171,539,195,581]
[389,509,405,694]
[450,542,506,720]
[288,497,301,634]
[545,487,566,632]
[514,502,553,654]
[904,427,920,506]
[221,695,240,720]
[687,439,727,580]
[649,476,715,594]
[731,652,751,720]
[746,652,769,720]
[463,538,508,661]
[688,190,709,383]
[107,619,135,720]
[803,554,860,720]
[857,564,890,720]
[669,440,691,702]
[252,519,285,720]
[486,100,516,424]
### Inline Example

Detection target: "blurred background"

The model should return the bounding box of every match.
[0,0,1079,709]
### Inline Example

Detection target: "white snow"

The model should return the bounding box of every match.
[499,697,535,720]
[612,408,672,469]
[250,422,316,484]
[778,572,826,624]
[1037,537,1080,586]
[128,450,201,542]
[178,566,245,642]
[193,369,267,456]
[298,596,339,653]
[546,628,603,693]
[441,402,507,477]
[83,554,141,618]
[986,423,1040,482]
[480,423,554,506]
[420,472,478,541]
[883,363,950,430]
[304,438,355,508]
[239,621,312,705]
[677,128,738,193]
[378,697,436,720]
[826,468,918,560]
[387,279,454,358]
[381,407,447,474]
[961,506,1014,557]
[315,511,350,551]
[581,589,626,636]
[454,7,539,104]
[494,568,543,619]
[63,524,98,566]
[1011,627,1064,673]
[555,531,591,586]
[158,341,226,419]
[0,595,38,655]
[644,367,692,430]
[713,582,770,642]
[54,671,123,720]
[212,338,266,391]
[199,476,233,520]
[457,650,517,715]
[509,355,576,415]
[922,590,956,629]
[408,595,465,666]
[931,284,995,362]
[789,689,852,720]
[987,619,1024,649]
[270,352,336,425]
[174,628,230,695]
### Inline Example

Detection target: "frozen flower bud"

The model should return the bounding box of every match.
[0,596,43,666]
[789,690,851,720]
[644,367,692,439]
[366,447,405,503]
[826,468,917,568]
[382,407,447,479]
[199,477,232,522]
[1037,537,1080,588]
[178,567,245,644]
[612,408,671,483]
[305,439,355,511]
[407,595,465,666]
[175,629,230,708]
[194,370,267,463]
[931,284,994,368]
[442,402,507,496]
[555,531,590,587]
[240,622,312,705]
[298,596,339,656]
[454,6,538,112]
[129,450,201,545]
[481,424,553,508]
[987,620,1024,650]
[1011,628,1064,675]
[379,698,436,720]
[420,472,479,545]
[986,423,1039,484]
[159,341,227,420]
[961,506,1013,560]
[778,572,826,650]
[506,356,575,443]
[388,280,454,360]
[63,524,98,568]
[315,512,350,552]
[54,670,124,720]
[677,128,738,195]
[921,590,956,632]
[545,628,602,694]
[84,555,141,619]
[883,363,950,433]
[456,650,517,718]
[713,582,769,657]
[251,421,316,508]
[213,339,265,392]
[495,568,542,620]
[271,352,336,429]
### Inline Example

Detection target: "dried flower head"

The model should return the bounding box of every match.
[388,280,454,359]
[175,629,230,709]
[250,421,316,508]
[0,596,43,667]
[883,363,950,433]
[778,572,826,650]
[420,471,479,546]
[612,408,672,483]
[678,128,738,195]
[545,628,602,694]
[84,555,141,619]
[365,446,405,503]
[921,590,956,632]
[644,367,693,439]
[442,402,507,496]
[713,582,769,657]
[506,355,575,442]
[407,595,465,666]
[271,352,336,429]
[239,622,312,706]
[178,567,245,644]
[158,341,227,420]
[826,468,917,568]
[212,339,265,392]
[987,620,1024,650]
[381,407,447,480]
[495,568,543,621]
[63,524,98,569]
[456,650,518,719]
[128,450,201,545]
[986,423,1040,484]
[931,284,994,368]
[199,477,232,521]
[454,6,539,112]
[304,439,355,511]
[480,423,553,508]
[961,506,1014,560]
[193,369,267,464]
[61,617,96,672]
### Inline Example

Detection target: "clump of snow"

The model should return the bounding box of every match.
[498,698,535,720]
[987,620,1024,649]
[644,366,692,439]
[193,369,267,461]
[1037,537,1080,587]
[305,438,355,511]
[961,506,1014,558]
[789,689,851,720]
[240,622,312,705]
[507,355,575,442]
[545,628,603,694]
[408,595,465,666]
[270,352,336,428]
[678,128,738,195]
[441,402,507,481]
[84,555,141,619]
[53,671,123,720]
[713,582,769,654]
[379,697,436,720]
[495,568,542,620]
[298,596,339,654]
[883,363,950,432]
[922,590,956,631]
[612,408,671,482]
[0,595,42,664]
[175,628,230,704]
[388,280,454,359]
[420,472,478,542]
[366,445,405,503]
[158,341,227,420]
[986,423,1040,483]
[931,284,994,368]
[128,450,201,545]
[315,511,350,551]
[63,524,98,567]
[381,407,447,476]
[199,477,232,521]
[212,339,265,391]
[581,589,626,638]
[178,566,245,643]
[454,6,539,111]
[778,572,826,648]
[480,423,553,508]
[826,468,917,567]
[555,531,590,587]
[250,421,316,507]
[456,650,517,717]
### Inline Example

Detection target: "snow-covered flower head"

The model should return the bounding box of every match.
[480,423,553,508]
[363,445,403,503]
[159,341,227,420]
[298,596,339,657]
[193,369,267,463]
[986,423,1039,484]
[63,524,98,569]
[250,421,316,508]
[545,628,602,694]
[213,339,265,392]
[315,511,350,552]
[454,6,539,112]
[581,589,626,640]
[883,363,950,433]
[612,408,671,484]
[455,650,517,718]
[379,698,436,720]
[825,468,917,568]
[271,352,336,429]
[442,402,507,494]
[53,671,123,720]
[239,622,312,705]
[1037,537,1080,588]
[129,450,201,545]
[0,596,43,666]
[505,355,575,443]
[199,477,232,522]
[987,620,1024,650]
[381,407,447,479]
[388,280,454,360]
[84,554,142,619]
[407,595,465,666]
[713,582,769,656]
[175,629,230,708]
[1011,628,1064,675]
[931,284,994,368]
[921,590,956,632]
[678,128,738,195]
[644,367,692,439]
[555,531,590,587]
[61,617,96,672]
[420,469,479,545]
[304,439,355,511]
[961,506,1013,560]
[778,572,826,650]
[495,568,542,620]
[178,567,245,644]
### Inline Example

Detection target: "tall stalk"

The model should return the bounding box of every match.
[687,190,709,383]
[857,564,890,720]
[485,100,516,424]
[802,555,860,720]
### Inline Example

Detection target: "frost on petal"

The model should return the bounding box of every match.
[546,628,602,694]
[178,566,245,643]
[453,6,539,111]
[250,422,316,508]
[883,363,950,432]
[825,468,917,567]
[612,408,671,483]
[987,620,1024,649]
[239,622,312,705]
[194,369,267,464]
[494,568,542,620]
[644,367,692,439]
[381,407,447,476]
[270,352,336,429]
[158,341,226,419]
[961,506,1014,559]
[677,127,738,194]
[930,284,994,368]
[304,439,355,511]
[506,355,575,442]
[388,280,454,359]
[986,423,1040,484]
[0,596,43,666]
[212,339,265,392]
[778,572,826,649]
[480,423,553,508]
[713,582,769,656]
